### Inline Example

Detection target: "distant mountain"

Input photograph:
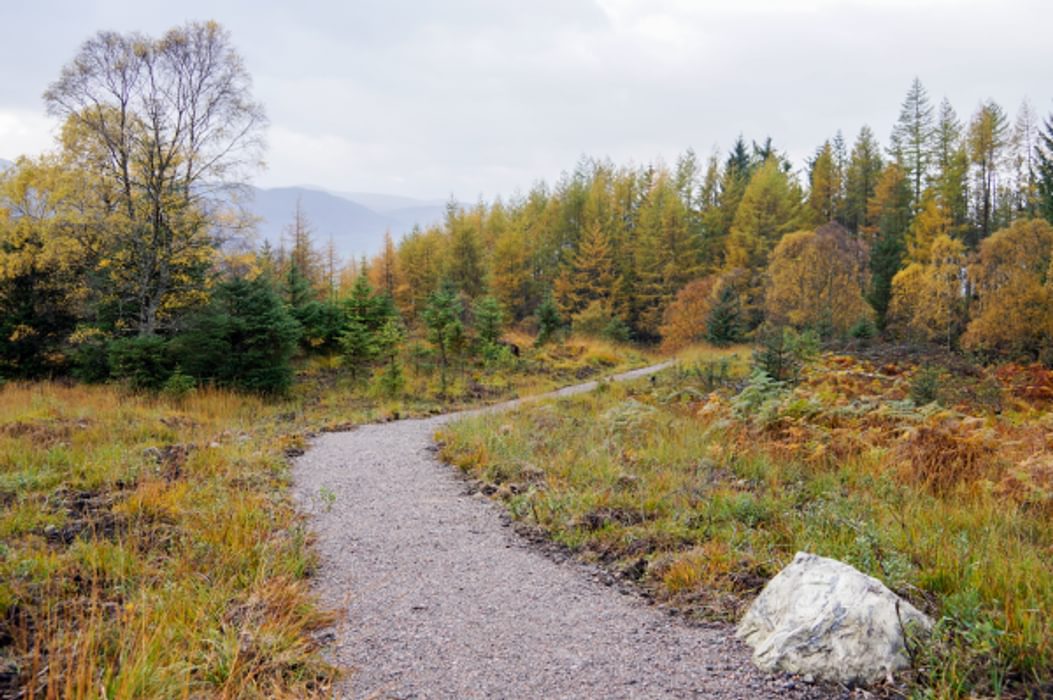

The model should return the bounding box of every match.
[0,158,12,172]
[244,186,445,261]
[335,191,445,214]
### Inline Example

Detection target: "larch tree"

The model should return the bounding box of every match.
[658,276,719,353]
[967,99,1010,244]
[843,126,884,234]
[1010,100,1041,217]
[44,21,266,336]
[932,99,971,237]
[553,220,616,319]
[489,223,536,322]
[725,158,802,271]
[890,77,935,209]
[633,171,700,337]
[807,141,841,225]
[369,231,403,303]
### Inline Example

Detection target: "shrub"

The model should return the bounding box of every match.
[108,335,174,390]
[173,275,301,395]
[572,300,629,342]
[910,366,943,406]
[162,368,196,400]
[849,317,877,341]
[752,327,819,384]
[535,293,562,346]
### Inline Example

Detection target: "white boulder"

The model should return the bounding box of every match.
[736,551,931,685]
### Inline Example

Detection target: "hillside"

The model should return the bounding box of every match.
[247,185,445,259]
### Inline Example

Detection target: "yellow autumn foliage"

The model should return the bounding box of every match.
[962,219,1053,358]
[763,223,871,335]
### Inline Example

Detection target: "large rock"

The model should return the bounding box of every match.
[736,551,931,685]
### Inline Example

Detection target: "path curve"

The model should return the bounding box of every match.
[294,365,831,699]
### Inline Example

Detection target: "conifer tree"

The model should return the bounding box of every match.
[890,77,935,209]
[535,293,562,346]
[1039,113,1053,224]
[807,141,841,224]
[843,126,884,234]
[553,221,616,318]
[725,159,802,270]
[473,295,505,347]
[340,319,377,382]
[423,280,465,397]
[968,99,1010,244]
[866,164,913,328]
[374,316,406,396]
[706,282,743,346]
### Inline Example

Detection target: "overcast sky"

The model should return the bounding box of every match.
[1,0,1050,201]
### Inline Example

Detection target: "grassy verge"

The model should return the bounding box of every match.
[0,334,649,698]
[438,345,1053,698]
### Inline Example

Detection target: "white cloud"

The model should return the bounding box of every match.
[0,110,57,161]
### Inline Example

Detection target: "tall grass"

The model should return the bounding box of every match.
[0,333,654,697]
[0,382,337,698]
[439,349,1053,698]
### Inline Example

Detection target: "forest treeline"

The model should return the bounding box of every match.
[3,20,1053,393]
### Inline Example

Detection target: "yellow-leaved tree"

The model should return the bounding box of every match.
[888,235,968,348]
[763,223,871,337]
[962,218,1053,358]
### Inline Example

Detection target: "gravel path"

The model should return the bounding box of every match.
[294,366,836,699]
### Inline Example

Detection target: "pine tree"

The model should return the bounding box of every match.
[340,319,376,382]
[1039,113,1053,224]
[422,280,465,397]
[175,275,301,395]
[473,295,505,347]
[535,293,562,346]
[705,282,743,346]
[866,164,913,328]
[374,317,406,396]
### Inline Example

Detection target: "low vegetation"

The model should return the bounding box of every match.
[0,333,647,697]
[440,345,1053,698]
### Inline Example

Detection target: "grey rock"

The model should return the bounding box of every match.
[737,551,931,685]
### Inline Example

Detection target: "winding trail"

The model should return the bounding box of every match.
[293,365,830,699]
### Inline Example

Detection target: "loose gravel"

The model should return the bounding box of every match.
[294,366,839,699]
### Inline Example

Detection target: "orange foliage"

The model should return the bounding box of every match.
[659,276,718,352]
[894,413,1000,494]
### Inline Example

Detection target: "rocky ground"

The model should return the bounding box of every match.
[294,367,844,699]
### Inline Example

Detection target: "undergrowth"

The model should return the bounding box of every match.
[439,345,1053,698]
[0,333,650,698]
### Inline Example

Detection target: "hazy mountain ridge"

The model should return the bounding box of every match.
[245,185,446,260]
[0,157,440,260]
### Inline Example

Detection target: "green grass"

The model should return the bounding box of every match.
[438,348,1053,698]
